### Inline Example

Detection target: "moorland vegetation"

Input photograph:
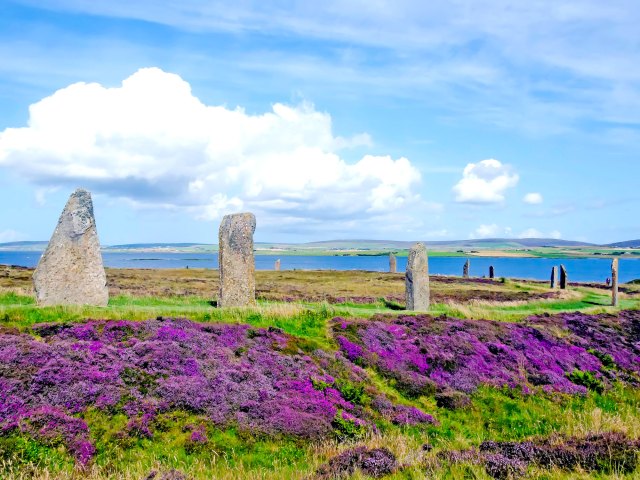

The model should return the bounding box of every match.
[0,266,638,479]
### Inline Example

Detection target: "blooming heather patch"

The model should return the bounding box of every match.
[333,312,640,396]
[527,310,640,380]
[0,318,435,464]
[314,446,397,479]
[440,432,640,478]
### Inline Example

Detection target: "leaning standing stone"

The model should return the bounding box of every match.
[389,253,397,273]
[218,212,256,307]
[550,266,558,289]
[463,259,470,278]
[405,242,429,311]
[611,258,619,307]
[489,265,495,279]
[274,259,281,271]
[33,188,108,306]
[559,264,568,289]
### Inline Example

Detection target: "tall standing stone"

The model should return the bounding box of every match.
[274,259,281,271]
[611,258,619,307]
[489,265,495,279]
[550,266,558,289]
[405,242,429,311]
[559,264,568,289]
[33,189,108,306]
[218,212,256,307]
[389,253,397,273]
[463,259,470,278]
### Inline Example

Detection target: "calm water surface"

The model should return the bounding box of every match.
[1,251,638,283]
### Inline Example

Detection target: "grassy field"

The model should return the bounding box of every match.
[0,266,638,479]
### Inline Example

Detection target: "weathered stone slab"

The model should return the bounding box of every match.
[389,253,397,273]
[405,242,429,311]
[611,258,619,307]
[489,265,495,279]
[274,259,281,271]
[559,264,568,289]
[550,266,558,289]
[33,189,108,306]
[218,212,256,307]
[463,259,470,278]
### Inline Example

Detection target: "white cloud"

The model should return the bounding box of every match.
[518,228,562,239]
[470,223,501,239]
[469,225,563,240]
[523,192,543,204]
[0,68,423,230]
[424,228,449,238]
[518,228,544,238]
[453,159,519,203]
[34,186,61,206]
[3,1,640,141]
[0,230,25,243]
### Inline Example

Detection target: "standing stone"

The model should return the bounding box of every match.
[489,265,495,279]
[33,188,108,306]
[218,212,256,307]
[389,253,397,273]
[463,259,470,278]
[274,259,281,271]
[405,243,429,311]
[550,266,558,289]
[559,264,568,289]
[611,258,619,307]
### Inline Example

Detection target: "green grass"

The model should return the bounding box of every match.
[3,385,637,479]
[1,272,639,479]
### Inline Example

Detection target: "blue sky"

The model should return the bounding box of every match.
[0,0,638,245]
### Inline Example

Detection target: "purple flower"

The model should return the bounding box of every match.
[334,311,640,397]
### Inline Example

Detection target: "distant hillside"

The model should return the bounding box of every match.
[605,240,640,248]
[438,238,596,248]
[299,238,595,250]
[105,243,207,250]
[0,241,48,251]
[104,243,215,253]
[300,239,414,249]
[108,243,202,248]
[0,237,634,253]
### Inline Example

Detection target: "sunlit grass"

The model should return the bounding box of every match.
[1,267,639,479]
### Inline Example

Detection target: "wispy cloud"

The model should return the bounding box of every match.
[6,0,640,138]
[0,229,25,243]
[523,192,543,205]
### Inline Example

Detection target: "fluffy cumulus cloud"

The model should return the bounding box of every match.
[523,192,543,204]
[453,159,519,203]
[0,68,422,230]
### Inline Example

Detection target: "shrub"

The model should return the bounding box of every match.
[333,312,640,397]
[314,446,397,479]
[566,369,605,394]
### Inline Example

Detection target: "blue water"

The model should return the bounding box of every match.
[1,251,639,283]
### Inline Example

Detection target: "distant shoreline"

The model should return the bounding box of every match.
[1,245,639,259]
[2,237,640,259]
